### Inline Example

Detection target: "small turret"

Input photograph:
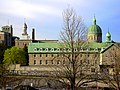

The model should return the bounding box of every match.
[106,30,111,43]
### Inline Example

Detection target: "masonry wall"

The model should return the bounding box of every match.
[29,52,100,74]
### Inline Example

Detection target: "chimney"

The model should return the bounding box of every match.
[32,28,35,42]
[10,25,13,36]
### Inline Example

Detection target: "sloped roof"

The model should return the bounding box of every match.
[28,41,115,53]
[28,42,60,53]
[83,42,113,49]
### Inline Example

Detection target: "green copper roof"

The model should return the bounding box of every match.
[106,31,112,43]
[106,31,111,37]
[88,16,102,34]
[83,42,113,49]
[82,42,114,53]
[28,42,60,53]
[28,41,114,53]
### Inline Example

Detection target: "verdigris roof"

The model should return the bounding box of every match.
[88,16,102,34]
[28,42,60,53]
[83,42,113,49]
[82,42,114,53]
[106,31,111,37]
[28,41,114,53]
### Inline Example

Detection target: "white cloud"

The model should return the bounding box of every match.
[0,0,62,19]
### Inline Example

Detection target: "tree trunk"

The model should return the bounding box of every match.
[71,78,76,90]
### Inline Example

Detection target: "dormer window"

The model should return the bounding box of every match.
[39,48,42,51]
[43,48,45,51]
[45,48,48,51]
[37,48,39,51]
[51,48,54,51]
[34,48,37,51]
[68,48,71,52]
[81,48,83,51]
[57,48,60,51]
[87,48,90,51]
[64,48,66,52]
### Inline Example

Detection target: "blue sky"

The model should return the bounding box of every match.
[0,0,120,42]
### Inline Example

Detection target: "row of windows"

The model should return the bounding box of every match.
[33,59,96,65]
[33,47,103,52]
[17,42,29,46]
[34,54,60,57]
[34,48,71,52]
[33,60,97,73]
[34,60,61,65]
[34,54,98,58]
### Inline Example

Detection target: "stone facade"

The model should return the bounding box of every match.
[0,17,119,76]
[15,39,32,48]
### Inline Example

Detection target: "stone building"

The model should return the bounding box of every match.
[0,25,13,46]
[1,17,119,75]
[15,22,58,48]
[27,17,120,74]
[14,22,32,48]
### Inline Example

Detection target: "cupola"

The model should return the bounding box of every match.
[106,31,111,43]
[88,16,102,43]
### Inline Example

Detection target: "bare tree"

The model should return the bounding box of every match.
[51,8,92,90]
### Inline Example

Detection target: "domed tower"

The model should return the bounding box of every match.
[88,16,102,43]
[106,31,111,43]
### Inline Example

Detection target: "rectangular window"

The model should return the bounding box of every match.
[63,60,65,64]
[40,60,42,64]
[34,60,36,65]
[40,54,42,57]
[34,54,36,58]
[91,68,95,72]
[88,54,89,57]
[51,60,53,64]
[51,54,54,57]
[46,60,48,64]
[46,54,48,57]
[57,54,59,57]
[88,60,90,64]
[57,60,60,64]
[80,60,82,64]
